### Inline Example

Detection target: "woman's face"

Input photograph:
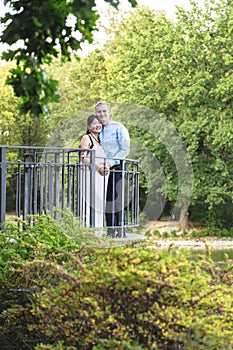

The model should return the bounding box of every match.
[89,118,102,133]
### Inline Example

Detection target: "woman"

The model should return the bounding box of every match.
[79,115,109,228]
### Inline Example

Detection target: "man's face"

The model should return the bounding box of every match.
[95,104,111,126]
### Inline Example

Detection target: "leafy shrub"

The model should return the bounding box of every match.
[161,231,169,238]
[198,227,233,238]
[29,246,233,349]
[170,230,178,238]
[190,201,233,230]
[0,214,104,349]
[0,218,233,350]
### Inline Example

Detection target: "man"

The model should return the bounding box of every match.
[95,101,130,238]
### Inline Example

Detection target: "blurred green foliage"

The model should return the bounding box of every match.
[0,215,232,349]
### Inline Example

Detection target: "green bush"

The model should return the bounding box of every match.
[0,218,233,349]
[31,246,232,350]
[189,201,233,230]
[0,214,105,349]
[198,227,233,238]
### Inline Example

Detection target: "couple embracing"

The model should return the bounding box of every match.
[79,101,130,238]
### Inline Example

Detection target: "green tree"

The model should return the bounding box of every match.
[0,63,48,146]
[166,0,233,227]
[0,0,137,118]
[46,50,109,149]
[47,50,108,137]
[101,7,193,226]
[100,1,233,228]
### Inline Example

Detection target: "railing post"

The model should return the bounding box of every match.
[48,162,53,215]
[16,160,22,220]
[54,153,60,220]
[23,153,31,223]
[89,149,96,227]
[135,162,140,225]
[32,151,38,216]
[0,147,7,231]
[118,159,126,238]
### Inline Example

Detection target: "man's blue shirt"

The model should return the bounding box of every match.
[99,120,130,167]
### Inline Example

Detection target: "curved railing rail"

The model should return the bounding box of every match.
[0,145,139,232]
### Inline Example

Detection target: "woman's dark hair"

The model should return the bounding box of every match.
[86,115,99,134]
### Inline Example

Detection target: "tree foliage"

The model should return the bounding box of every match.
[0,64,48,146]
[38,0,232,228]
[1,0,233,229]
[0,0,137,118]
[98,0,233,227]
[1,218,233,349]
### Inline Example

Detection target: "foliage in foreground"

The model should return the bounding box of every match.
[0,216,232,349]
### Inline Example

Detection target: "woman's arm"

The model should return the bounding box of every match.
[79,135,108,175]
[79,135,91,158]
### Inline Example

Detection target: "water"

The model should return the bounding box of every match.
[189,248,233,262]
[210,249,233,262]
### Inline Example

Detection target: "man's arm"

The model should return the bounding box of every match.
[115,124,130,160]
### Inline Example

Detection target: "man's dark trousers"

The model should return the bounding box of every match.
[106,165,125,237]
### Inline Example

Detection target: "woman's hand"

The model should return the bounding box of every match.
[97,163,109,176]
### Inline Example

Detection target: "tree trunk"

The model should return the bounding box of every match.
[178,203,189,231]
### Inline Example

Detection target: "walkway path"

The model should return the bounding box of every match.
[118,220,233,251]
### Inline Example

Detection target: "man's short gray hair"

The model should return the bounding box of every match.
[95,100,110,110]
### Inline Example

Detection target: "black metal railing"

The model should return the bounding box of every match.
[0,145,139,232]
